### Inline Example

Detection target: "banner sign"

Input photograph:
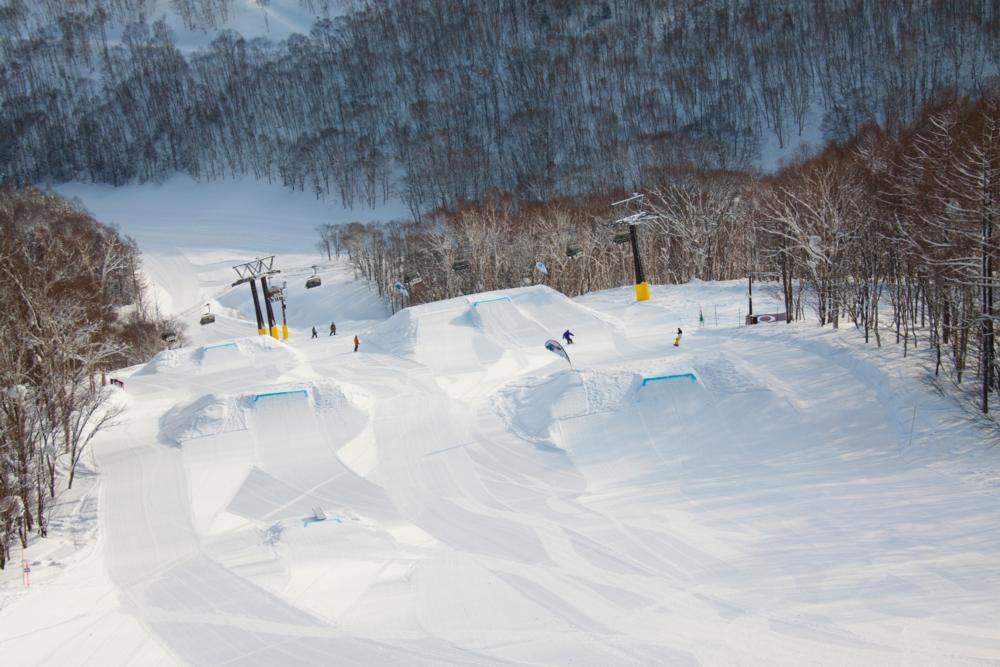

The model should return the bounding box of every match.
[747,312,787,324]
[544,339,571,366]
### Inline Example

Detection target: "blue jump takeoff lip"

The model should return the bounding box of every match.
[202,342,238,351]
[253,389,309,401]
[641,373,697,386]
[471,296,513,307]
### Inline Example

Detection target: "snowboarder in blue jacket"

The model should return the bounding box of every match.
[562,329,574,345]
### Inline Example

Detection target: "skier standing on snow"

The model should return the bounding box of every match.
[674,328,683,347]
[353,334,360,352]
[311,326,318,338]
[562,329,574,345]
[330,322,336,336]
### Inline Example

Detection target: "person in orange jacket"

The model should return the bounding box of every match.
[353,334,360,352]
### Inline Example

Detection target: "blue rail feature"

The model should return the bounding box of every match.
[471,296,512,307]
[202,342,238,351]
[303,516,343,528]
[641,373,697,387]
[253,389,309,402]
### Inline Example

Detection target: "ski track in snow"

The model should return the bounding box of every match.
[2,181,1000,665]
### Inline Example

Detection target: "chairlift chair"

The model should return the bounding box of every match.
[566,243,582,258]
[612,230,632,244]
[451,258,470,272]
[404,272,422,285]
[305,266,321,289]
[160,330,177,343]
[199,304,216,326]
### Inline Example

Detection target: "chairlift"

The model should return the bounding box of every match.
[199,304,216,326]
[404,272,422,285]
[266,282,285,301]
[160,330,177,343]
[305,266,321,289]
[452,258,470,272]
[566,243,582,258]
[612,230,632,244]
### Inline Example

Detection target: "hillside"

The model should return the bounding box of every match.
[3,0,997,214]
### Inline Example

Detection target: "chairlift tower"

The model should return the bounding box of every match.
[612,193,655,302]
[265,280,290,340]
[232,256,283,339]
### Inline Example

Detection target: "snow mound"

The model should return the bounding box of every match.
[367,285,626,375]
[135,336,294,376]
[493,368,638,451]
[159,394,249,445]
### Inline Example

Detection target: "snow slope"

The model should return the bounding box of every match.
[3,179,1000,665]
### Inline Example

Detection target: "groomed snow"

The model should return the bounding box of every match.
[3,179,1000,665]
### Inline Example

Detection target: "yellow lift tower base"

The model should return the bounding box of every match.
[282,325,289,340]
[635,281,651,302]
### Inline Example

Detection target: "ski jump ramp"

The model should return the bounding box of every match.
[225,389,397,526]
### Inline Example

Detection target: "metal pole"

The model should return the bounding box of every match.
[629,224,650,301]
[260,276,279,339]
[280,297,289,340]
[629,225,645,285]
[249,279,266,335]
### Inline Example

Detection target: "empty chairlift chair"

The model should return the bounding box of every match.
[451,258,470,272]
[200,304,216,326]
[566,242,582,258]
[613,229,632,244]
[305,266,322,289]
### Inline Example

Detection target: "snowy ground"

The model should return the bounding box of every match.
[3,179,1000,665]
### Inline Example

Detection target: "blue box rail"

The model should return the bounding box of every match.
[471,296,513,308]
[641,373,697,387]
[253,389,309,402]
[202,342,238,351]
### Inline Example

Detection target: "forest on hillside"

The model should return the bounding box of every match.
[0,186,171,568]
[334,92,999,416]
[1,0,998,215]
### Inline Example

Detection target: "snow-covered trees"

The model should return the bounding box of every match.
[0,186,160,568]
[336,91,1000,416]
[2,1,998,215]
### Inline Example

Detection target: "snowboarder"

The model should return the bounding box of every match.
[353,335,360,352]
[311,326,318,338]
[673,328,683,347]
[562,329,574,345]
[329,322,336,336]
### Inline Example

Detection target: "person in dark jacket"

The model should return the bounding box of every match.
[330,322,337,336]
[353,335,360,352]
[311,326,318,338]
[562,329,574,345]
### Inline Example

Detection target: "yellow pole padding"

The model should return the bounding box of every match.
[635,281,651,302]
[282,324,289,340]
[270,326,280,339]
[258,328,267,336]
